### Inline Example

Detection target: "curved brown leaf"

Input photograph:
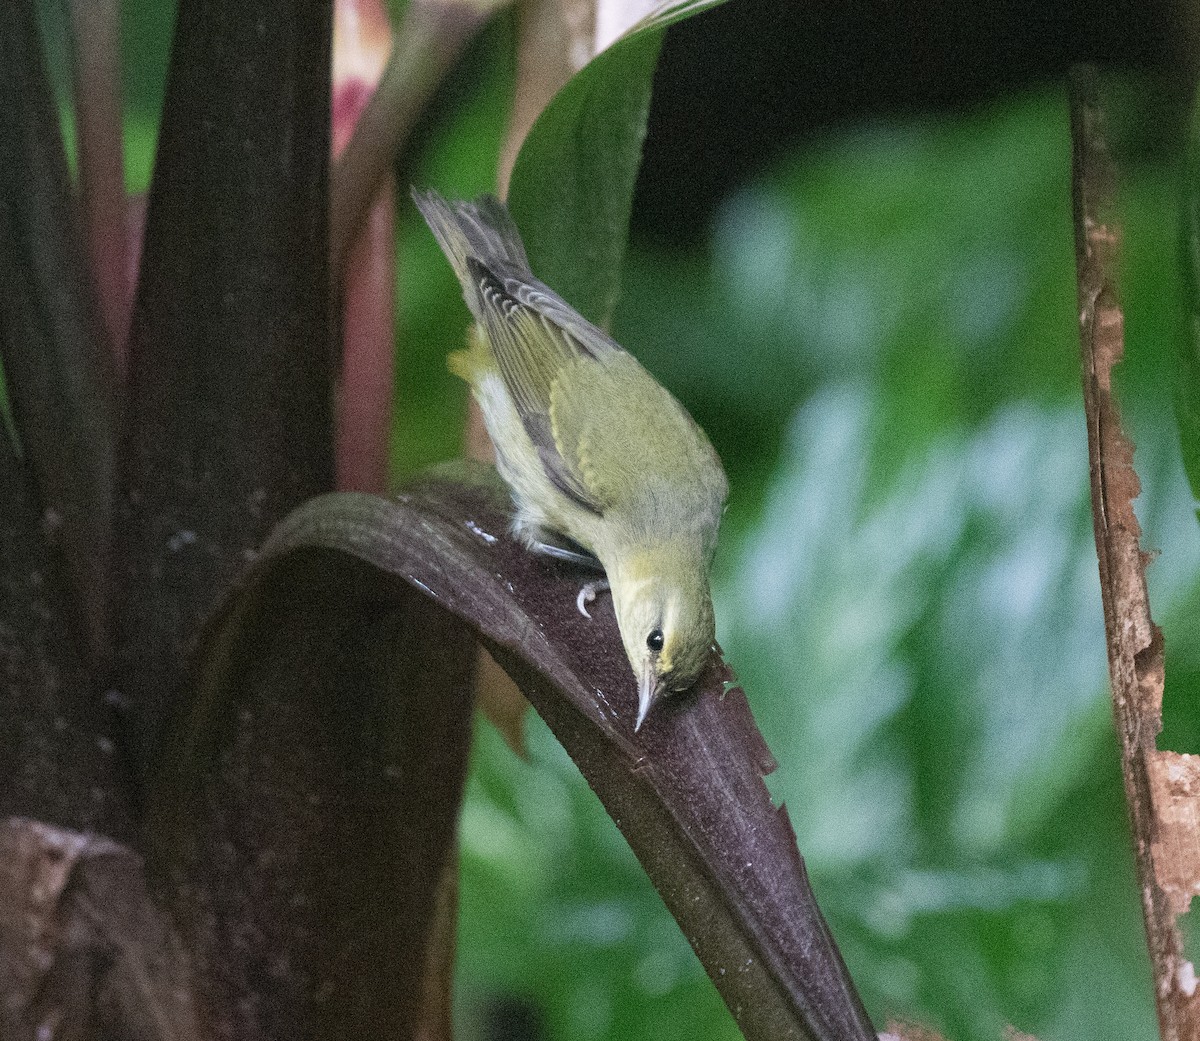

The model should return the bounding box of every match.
[147,525,476,1041]
[160,463,876,1041]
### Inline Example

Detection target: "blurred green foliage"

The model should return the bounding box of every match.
[411,71,1199,1041]
[62,4,1200,1036]
[1179,96,1200,510]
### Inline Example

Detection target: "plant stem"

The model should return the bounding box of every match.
[69,0,131,373]
[1070,64,1200,1041]
[332,0,396,493]
[330,0,486,280]
[336,183,397,491]
[497,0,592,195]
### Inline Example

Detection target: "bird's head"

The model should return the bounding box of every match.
[611,563,715,732]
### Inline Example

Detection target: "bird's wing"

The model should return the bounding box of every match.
[416,189,727,537]
[548,352,729,544]
[467,256,631,515]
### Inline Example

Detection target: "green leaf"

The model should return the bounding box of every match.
[1178,90,1200,511]
[155,466,876,1041]
[506,0,729,328]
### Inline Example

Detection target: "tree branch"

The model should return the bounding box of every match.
[1070,64,1200,1041]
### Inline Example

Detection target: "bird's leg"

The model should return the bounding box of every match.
[518,524,610,618]
[520,524,603,571]
[576,579,611,619]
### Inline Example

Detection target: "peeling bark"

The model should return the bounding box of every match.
[1070,64,1200,1039]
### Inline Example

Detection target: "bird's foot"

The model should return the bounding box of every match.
[577,579,611,618]
[522,525,603,571]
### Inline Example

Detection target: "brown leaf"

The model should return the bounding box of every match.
[149,534,477,1041]
[114,0,337,782]
[213,464,877,1041]
[0,422,132,841]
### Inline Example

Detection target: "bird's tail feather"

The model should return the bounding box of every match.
[411,188,531,294]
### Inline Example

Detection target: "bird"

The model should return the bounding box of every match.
[413,189,728,731]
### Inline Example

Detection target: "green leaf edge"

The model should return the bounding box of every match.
[506,0,731,327]
[1178,88,1200,513]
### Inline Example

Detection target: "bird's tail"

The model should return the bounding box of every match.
[411,189,531,305]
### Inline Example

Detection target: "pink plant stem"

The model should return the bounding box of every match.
[336,183,396,492]
[330,2,485,276]
[70,0,132,376]
[330,0,490,492]
[332,0,395,493]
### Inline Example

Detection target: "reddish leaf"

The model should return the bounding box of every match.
[114,0,337,780]
[0,0,118,667]
[0,422,131,841]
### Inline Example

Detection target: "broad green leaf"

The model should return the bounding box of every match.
[506,0,728,328]
[156,466,877,1041]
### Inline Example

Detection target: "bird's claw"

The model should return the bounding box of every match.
[576,579,610,618]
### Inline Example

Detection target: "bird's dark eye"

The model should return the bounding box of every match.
[647,628,664,652]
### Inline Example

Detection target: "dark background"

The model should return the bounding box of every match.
[636,0,1184,240]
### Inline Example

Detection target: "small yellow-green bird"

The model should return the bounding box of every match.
[414,189,727,731]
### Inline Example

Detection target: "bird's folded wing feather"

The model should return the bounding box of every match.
[549,354,728,543]
[469,258,620,515]
[469,257,726,533]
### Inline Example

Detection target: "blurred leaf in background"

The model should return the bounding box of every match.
[391,23,512,479]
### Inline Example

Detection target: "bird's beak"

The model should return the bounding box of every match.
[635,658,664,732]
